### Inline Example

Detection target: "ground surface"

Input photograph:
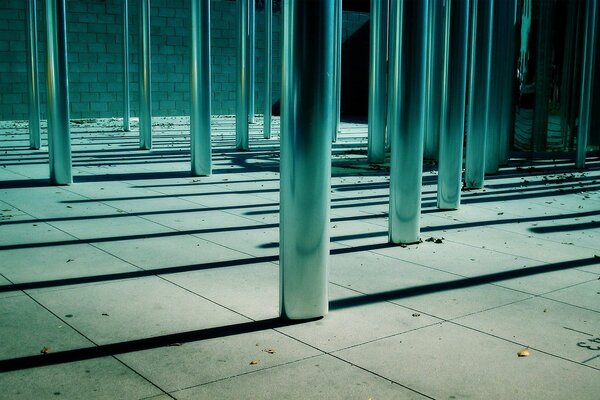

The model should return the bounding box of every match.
[0,116,599,399]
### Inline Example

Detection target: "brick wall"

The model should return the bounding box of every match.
[0,0,368,121]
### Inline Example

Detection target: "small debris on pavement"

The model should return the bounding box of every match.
[517,348,530,357]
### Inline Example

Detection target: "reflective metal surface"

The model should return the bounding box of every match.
[576,0,598,168]
[45,0,72,185]
[465,0,494,189]
[437,0,470,210]
[26,0,41,150]
[263,0,272,139]
[139,0,152,150]
[236,0,249,150]
[332,0,342,141]
[280,0,334,320]
[191,0,212,176]
[122,0,130,131]
[367,0,388,163]
[248,0,255,123]
[388,0,429,244]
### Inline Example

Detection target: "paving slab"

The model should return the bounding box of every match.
[335,322,600,399]
[173,354,427,400]
[541,280,600,312]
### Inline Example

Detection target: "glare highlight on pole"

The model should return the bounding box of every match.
[122,0,130,131]
[236,0,249,150]
[139,0,152,150]
[465,0,494,189]
[368,0,388,163]
[576,0,598,168]
[437,0,470,210]
[388,0,429,244]
[280,0,334,320]
[26,0,41,150]
[45,0,72,185]
[190,0,211,176]
[263,0,272,139]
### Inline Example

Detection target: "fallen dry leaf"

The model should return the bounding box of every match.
[249,360,259,365]
[40,347,50,355]
[263,348,276,354]
[517,348,530,357]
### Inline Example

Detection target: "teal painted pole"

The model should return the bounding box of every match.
[122,0,130,131]
[45,0,72,185]
[263,0,272,139]
[248,0,255,123]
[139,0,152,149]
[424,0,444,161]
[576,0,598,168]
[368,0,388,163]
[190,0,211,176]
[26,0,41,150]
[389,0,429,244]
[332,0,342,141]
[280,0,334,320]
[465,0,494,189]
[437,0,470,210]
[385,0,398,152]
[498,0,517,166]
[236,0,249,150]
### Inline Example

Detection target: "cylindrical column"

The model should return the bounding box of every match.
[26,0,41,150]
[332,0,342,141]
[248,0,255,124]
[424,0,444,161]
[139,0,152,150]
[385,0,398,152]
[190,0,211,176]
[576,0,598,168]
[236,0,249,150]
[45,0,72,185]
[437,0,470,210]
[122,0,130,131]
[280,0,334,320]
[367,0,388,163]
[465,0,494,189]
[388,0,429,244]
[498,0,517,166]
[263,0,272,139]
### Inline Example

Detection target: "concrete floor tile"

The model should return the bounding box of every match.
[29,277,249,345]
[335,322,600,399]
[118,329,321,393]
[0,244,140,286]
[541,279,600,312]
[0,295,94,359]
[454,297,600,366]
[0,222,75,248]
[49,215,176,241]
[164,262,279,320]
[173,354,427,400]
[276,285,440,352]
[0,357,163,399]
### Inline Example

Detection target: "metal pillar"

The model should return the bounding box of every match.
[424,0,444,161]
[465,0,494,189]
[332,0,342,141]
[280,0,334,320]
[388,0,429,244]
[263,0,272,139]
[437,0,470,210]
[577,0,598,168]
[385,0,398,152]
[248,0,255,123]
[122,0,130,131]
[236,0,249,150]
[190,0,211,176]
[498,0,517,165]
[45,0,72,185]
[368,0,388,163]
[26,0,41,150]
[139,0,152,149]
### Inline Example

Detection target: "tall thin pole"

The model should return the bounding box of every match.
[236,0,249,150]
[437,0,470,210]
[465,0,494,189]
[576,0,598,168]
[122,0,130,131]
[248,0,255,123]
[498,0,517,166]
[388,0,429,244]
[139,0,152,149]
[45,0,72,185]
[263,0,272,139]
[424,0,444,161]
[332,0,342,142]
[367,0,388,163]
[26,0,41,150]
[280,0,334,320]
[191,0,211,176]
